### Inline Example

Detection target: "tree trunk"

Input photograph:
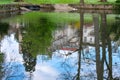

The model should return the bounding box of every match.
[107,36,113,80]
[76,11,84,80]
[100,13,108,80]
[93,14,101,80]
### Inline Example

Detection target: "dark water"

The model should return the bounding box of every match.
[0,10,120,80]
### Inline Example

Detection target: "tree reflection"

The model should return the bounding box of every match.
[93,12,113,80]
[0,54,4,79]
[109,16,120,41]
[21,17,55,57]
[93,11,120,80]
[2,11,119,80]
[76,11,84,80]
[0,22,9,39]
[22,47,36,72]
[93,13,101,80]
[0,22,9,79]
[100,13,113,80]
[21,16,56,72]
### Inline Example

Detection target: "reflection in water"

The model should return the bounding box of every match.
[0,22,9,39]
[0,22,9,80]
[23,52,36,72]
[0,11,120,80]
[0,54,4,79]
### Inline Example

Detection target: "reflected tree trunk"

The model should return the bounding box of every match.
[94,12,113,80]
[76,11,84,80]
[107,37,113,80]
[93,14,101,80]
[22,42,36,72]
[0,53,4,80]
[101,13,113,80]
[0,59,3,79]
[22,52,36,72]
[100,13,107,80]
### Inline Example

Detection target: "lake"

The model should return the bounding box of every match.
[0,10,120,80]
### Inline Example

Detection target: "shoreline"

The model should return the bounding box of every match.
[0,4,120,12]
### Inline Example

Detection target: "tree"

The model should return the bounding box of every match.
[93,12,113,80]
[93,14,101,80]
[14,0,23,2]
[100,0,107,2]
[20,15,56,57]
[0,54,4,79]
[80,0,84,4]
[76,11,84,80]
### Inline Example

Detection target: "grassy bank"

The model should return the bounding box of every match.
[0,0,117,4]
[0,0,14,4]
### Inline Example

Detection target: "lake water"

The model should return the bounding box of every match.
[0,10,120,80]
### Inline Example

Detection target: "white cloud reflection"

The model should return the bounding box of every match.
[33,63,59,80]
[0,34,59,80]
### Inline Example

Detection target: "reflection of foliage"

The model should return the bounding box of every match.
[21,16,55,57]
[0,22,9,78]
[116,0,120,3]
[0,54,4,78]
[21,16,56,71]
[109,16,120,41]
[23,53,36,72]
[114,0,120,12]
[0,22,9,38]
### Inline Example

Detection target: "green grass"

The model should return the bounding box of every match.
[24,0,79,4]
[85,0,116,4]
[0,0,117,4]
[0,0,14,4]
[2,12,80,23]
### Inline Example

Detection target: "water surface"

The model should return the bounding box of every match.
[0,11,120,80]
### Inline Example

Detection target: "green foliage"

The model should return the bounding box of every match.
[21,17,55,57]
[16,12,79,57]
[0,0,14,4]
[109,16,120,41]
[0,22,9,37]
[107,14,120,41]
[116,0,120,3]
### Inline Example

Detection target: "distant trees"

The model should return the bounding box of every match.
[80,0,108,4]
[100,0,107,2]
[80,0,84,4]
[116,0,120,3]
[14,0,23,2]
